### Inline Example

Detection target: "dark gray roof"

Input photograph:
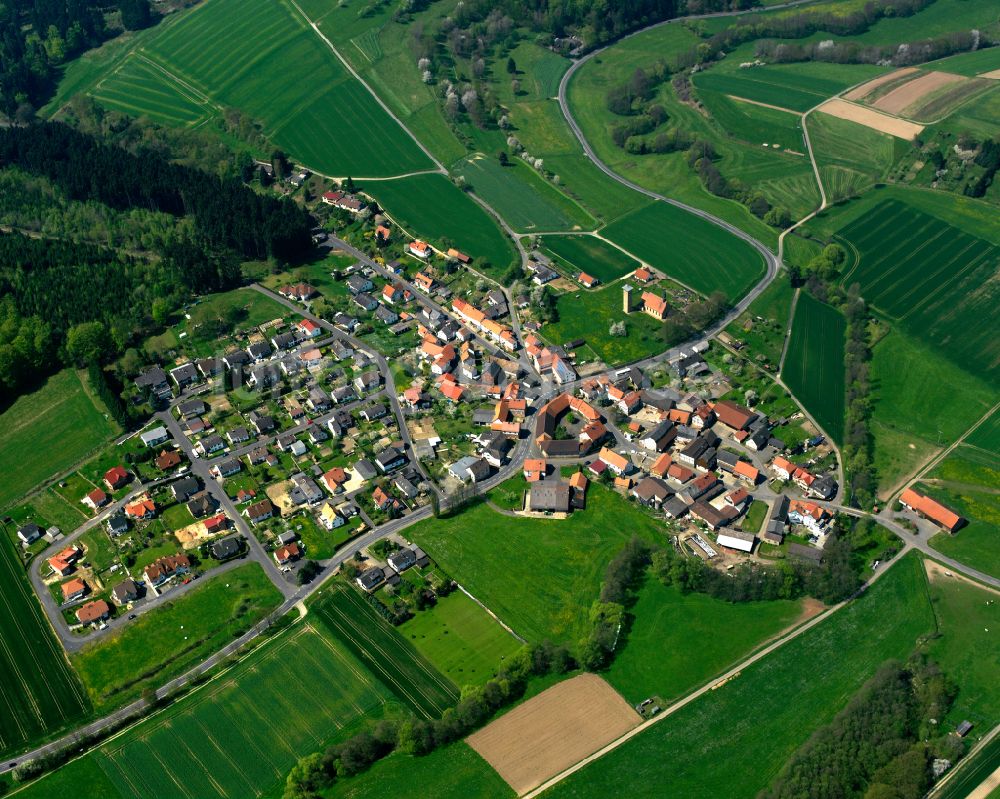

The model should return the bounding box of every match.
[528,480,571,512]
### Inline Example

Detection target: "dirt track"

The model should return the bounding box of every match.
[816,99,924,140]
[843,67,918,101]
[925,560,1000,598]
[467,673,639,795]
[980,69,1000,80]
[872,70,965,115]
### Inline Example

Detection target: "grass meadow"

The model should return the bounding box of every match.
[99,0,434,177]
[545,555,936,799]
[541,234,639,283]
[601,202,766,301]
[781,291,846,443]
[91,624,393,799]
[809,111,903,202]
[398,590,523,688]
[925,46,1000,77]
[724,276,794,367]
[605,579,804,705]
[364,173,518,274]
[310,582,459,718]
[697,90,806,152]
[0,369,119,511]
[72,564,283,713]
[0,534,90,759]
[409,485,664,647]
[836,198,1000,385]
[455,155,596,233]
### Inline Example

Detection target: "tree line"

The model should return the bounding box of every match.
[760,656,963,799]
[0,0,153,119]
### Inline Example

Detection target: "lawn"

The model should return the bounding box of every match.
[96,0,434,177]
[833,196,1000,385]
[455,155,596,233]
[363,173,518,274]
[398,590,523,689]
[541,234,639,284]
[724,276,794,367]
[868,329,996,496]
[408,485,666,646]
[16,623,396,799]
[0,369,119,510]
[693,61,886,112]
[741,500,769,534]
[72,563,283,712]
[545,555,936,799]
[0,534,91,760]
[781,291,846,443]
[605,578,804,705]
[601,202,767,302]
[309,581,459,718]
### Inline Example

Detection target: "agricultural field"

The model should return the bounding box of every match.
[364,173,518,274]
[923,469,1000,580]
[601,202,767,301]
[545,555,936,799]
[408,484,664,647]
[398,590,523,688]
[867,329,996,496]
[781,292,846,443]
[693,60,886,113]
[723,276,795,367]
[17,623,395,799]
[0,534,90,759]
[698,89,807,153]
[0,369,119,511]
[932,734,1000,799]
[72,564,283,713]
[808,111,904,202]
[541,235,639,284]
[925,47,1000,78]
[84,0,433,177]
[835,198,1000,385]
[310,581,459,718]
[605,579,805,705]
[454,155,595,233]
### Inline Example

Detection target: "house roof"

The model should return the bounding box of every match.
[76,600,110,623]
[641,291,667,315]
[899,488,962,530]
[61,578,86,599]
[713,400,756,431]
[651,453,672,477]
[598,447,630,472]
[734,461,760,482]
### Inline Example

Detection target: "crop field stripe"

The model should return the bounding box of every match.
[860,227,961,301]
[894,241,989,315]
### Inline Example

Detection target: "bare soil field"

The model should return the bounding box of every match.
[816,100,924,140]
[843,67,918,101]
[981,69,1000,80]
[467,673,640,795]
[924,559,1000,598]
[872,70,965,115]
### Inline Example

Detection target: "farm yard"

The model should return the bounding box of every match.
[467,673,640,795]
[310,581,459,718]
[0,369,119,511]
[364,173,518,275]
[545,556,937,799]
[91,623,393,799]
[601,202,766,302]
[408,485,663,647]
[835,198,1000,385]
[0,534,90,759]
[780,292,846,443]
[541,235,639,284]
[90,0,433,177]
[398,591,523,689]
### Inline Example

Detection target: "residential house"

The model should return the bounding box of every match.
[140,427,169,447]
[322,467,348,495]
[17,523,42,544]
[134,366,170,398]
[296,318,321,339]
[357,566,386,592]
[227,426,251,445]
[449,456,491,483]
[275,543,301,565]
[374,446,407,473]
[61,577,88,602]
[76,600,111,625]
[171,476,201,503]
[248,411,276,435]
[639,420,676,453]
[319,502,345,530]
[106,513,128,536]
[354,371,382,394]
[47,545,81,576]
[734,460,760,485]
[102,465,130,489]
[247,342,272,362]
[788,500,829,535]
[125,498,156,520]
[523,459,547,482]
[354,459,378,481]
[630,477,671,508]
[271,331,299,351]
[211,459,242,479]
[598,447,632,476]
[186,493,216,518]
[409,240,431,259]
[279,282,317,301]
[143,553,190,586]
[347,274,374,295]
[199,434,226,455]
[223,350,251,370]
[155,449,182,471]
[178,399,207,419]
[289,473,324,505]
[374,305,399,325]
[244,499,275,525]
[111,578,140,605]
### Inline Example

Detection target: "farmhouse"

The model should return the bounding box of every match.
[899,488,964,532]
[713,401,756,432]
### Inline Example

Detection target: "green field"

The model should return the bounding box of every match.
[698,89,807,153]
[601,202,766,302]
[398,590,523,688]
[72,564,283,712]
[326,741,514,799]
[925,47,1000,77]
[0,369,119,511]
[605,579,803,704]
[542,282,667,366]
[0,534,90,759]
[90,0,433,176]
[924,471,1000,580]
[546,555,936,799]
[409,485,664,646]
[836,198,1000,385]
[809,111,903,202]
[781,292,846,443]
[967,410,1000,451]
[693,62,886,113]
[14,623,394,799]
[365,173,518,274]
[455,155,595,233]
[310,582,459,718]
[541,234,639,284]
[724,276,795,367]
[868,329,996,495]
